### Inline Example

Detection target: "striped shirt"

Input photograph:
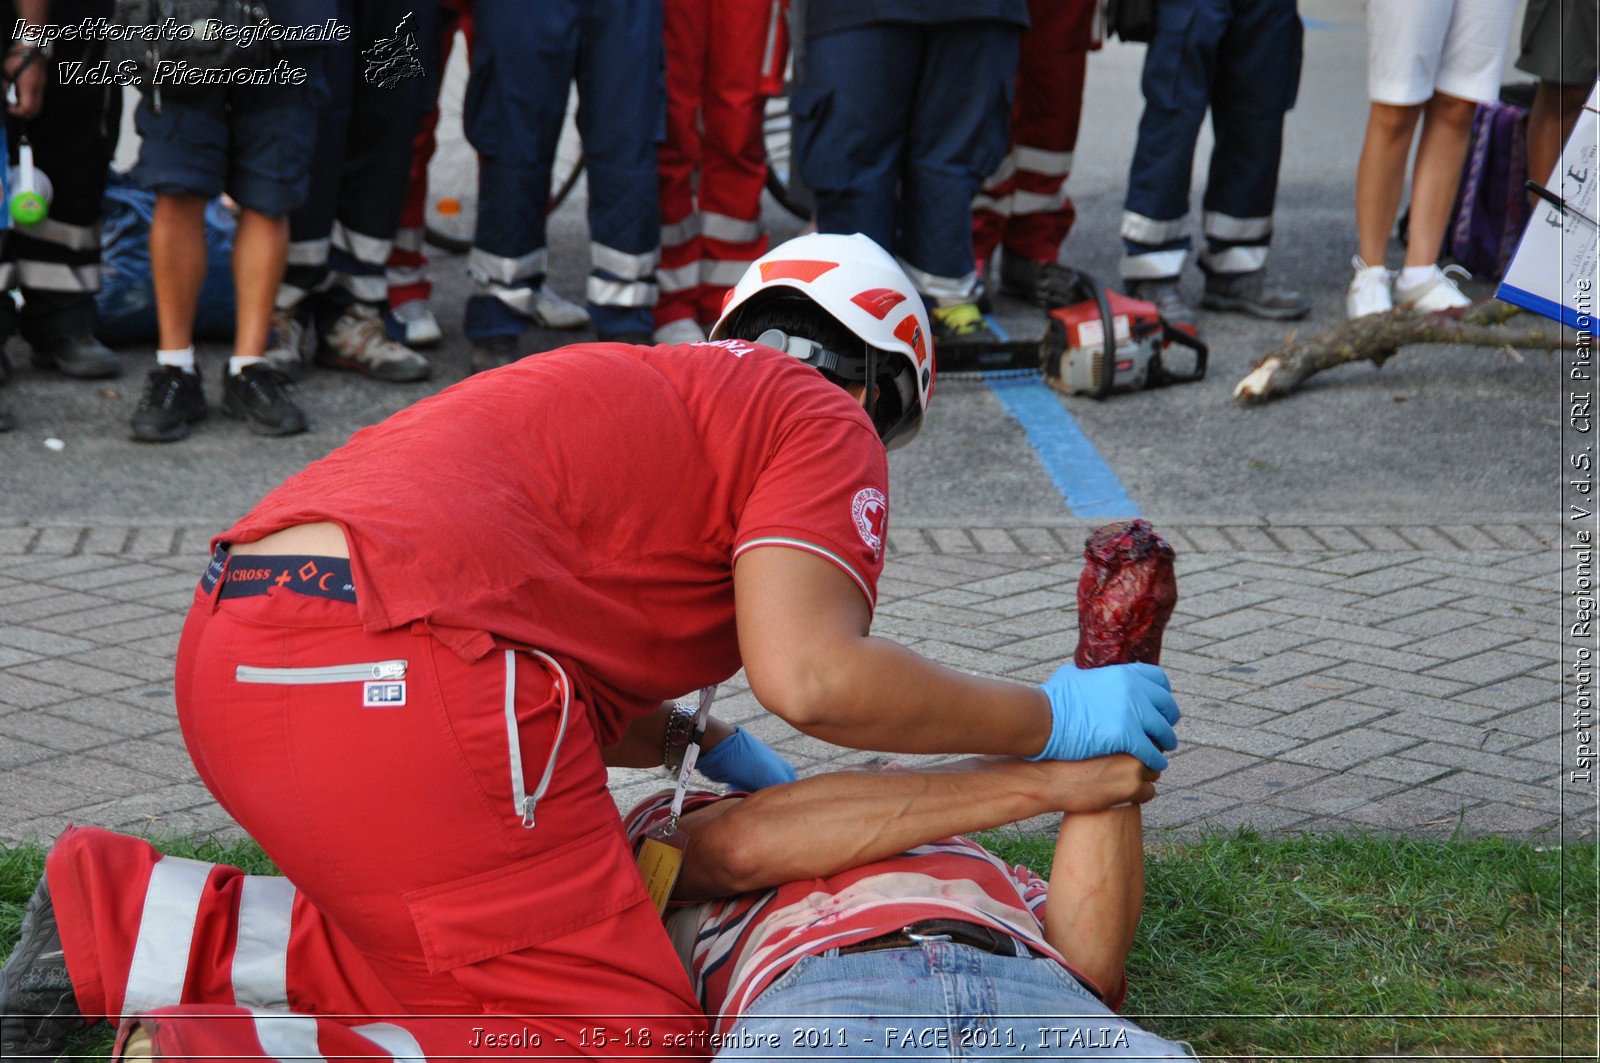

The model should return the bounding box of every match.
[624,790,1099,1032]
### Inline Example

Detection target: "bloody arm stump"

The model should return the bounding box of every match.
[1075,519,1177,668]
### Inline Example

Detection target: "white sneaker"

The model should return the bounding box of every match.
[1346,256,1394,320]
[390,300,442,348]
[1394,264,1473,313]
[531,283,590,329]
[653,319,706,345]
[318,304,431,383]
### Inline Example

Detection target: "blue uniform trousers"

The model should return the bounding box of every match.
[464,0,664,340]
[282,0,434,315]
[1120,0,1302,281]
[792,20,1020,306]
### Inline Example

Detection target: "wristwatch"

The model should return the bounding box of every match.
[662,700,699,775]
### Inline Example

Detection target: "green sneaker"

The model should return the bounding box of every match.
[930,302,1003,349]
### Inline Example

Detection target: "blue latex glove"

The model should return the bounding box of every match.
[697,726,798,791]
[1025,662,1181,771]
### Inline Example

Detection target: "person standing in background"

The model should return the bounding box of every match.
[972,0,1098,309]
[383,0,592,350]
[263,0,435,383]
[1347,0,1520,319]
[127,0,337,442]
[1515,0,1597,197]
[0,0,123,434]
[653,0,787,345]
[1120,0,1309,329]
[463,0,664,370]
[791,0,1024,352]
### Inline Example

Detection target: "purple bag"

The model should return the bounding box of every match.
[1446,100,1530,281]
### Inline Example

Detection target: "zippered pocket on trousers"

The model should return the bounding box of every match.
[235,660,408,684]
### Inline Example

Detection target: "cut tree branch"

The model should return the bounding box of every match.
[1233,300,1577,404]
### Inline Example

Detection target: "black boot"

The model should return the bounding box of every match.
[1200,269,1311,321]
[998,255,1084,309]
[0,875,84,1058]
[1127,278,1199,331]
[30,333,121,379]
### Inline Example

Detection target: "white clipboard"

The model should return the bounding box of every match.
[1497,80,1600,329]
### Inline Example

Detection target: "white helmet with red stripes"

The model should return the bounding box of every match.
[712,232,934,449]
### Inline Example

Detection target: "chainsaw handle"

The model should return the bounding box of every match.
[1086,273,1117,401]
[1156,317,1208,384]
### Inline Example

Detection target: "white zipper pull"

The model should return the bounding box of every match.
[371,661,407,680]
[521,796,537,829]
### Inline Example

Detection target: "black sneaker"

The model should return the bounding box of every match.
[1201,269,1311,321]
[130,365,207,442]
[222,363,308,436]
[1127,278,1199,331]
[0,875,84,1058]
[470,333,523,373]
[30,333,121,379]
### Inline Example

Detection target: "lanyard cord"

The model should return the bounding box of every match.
[668,684,718,828]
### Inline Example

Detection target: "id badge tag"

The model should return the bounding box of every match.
[636,821,689,916]
[638,684,715,915]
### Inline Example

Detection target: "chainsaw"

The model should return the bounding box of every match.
[1039,268,1208,399]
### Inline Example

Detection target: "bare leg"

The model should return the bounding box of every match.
[1044,804,1144,1005]
[1354,101,1423,266]
[230,209,290,362]
[1402,92,1477,270]
[150,194,209,351]
[1527,81,1591,194]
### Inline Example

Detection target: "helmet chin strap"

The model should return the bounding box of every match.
[754,327,885,440]
[754,328,871,382]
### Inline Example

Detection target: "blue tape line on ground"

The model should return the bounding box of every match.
[985,375,1141,519]
[979,313,1138,517]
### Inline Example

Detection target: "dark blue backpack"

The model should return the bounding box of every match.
[95,172,237,345]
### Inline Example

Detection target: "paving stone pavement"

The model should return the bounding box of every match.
[0,518,1585,845]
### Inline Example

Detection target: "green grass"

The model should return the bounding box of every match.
[984,830,1597,1059]
[3,832,1594,1059]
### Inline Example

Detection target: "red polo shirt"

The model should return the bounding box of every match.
[218,340,890,743]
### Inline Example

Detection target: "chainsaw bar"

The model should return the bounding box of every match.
[933,339,1041,378]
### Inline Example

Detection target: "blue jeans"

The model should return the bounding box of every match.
[717,941,1193,1060]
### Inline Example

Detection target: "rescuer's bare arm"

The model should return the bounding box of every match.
[734,546,1054,755]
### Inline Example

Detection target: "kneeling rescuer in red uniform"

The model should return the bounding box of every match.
[5,232,1181,1061]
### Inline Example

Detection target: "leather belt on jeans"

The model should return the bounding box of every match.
[836,919,1027,958]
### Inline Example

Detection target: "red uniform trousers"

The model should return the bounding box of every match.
[656,0,786,329]
[972,0,1098,267]
[48,580,705,1060]
[388,0,474,310]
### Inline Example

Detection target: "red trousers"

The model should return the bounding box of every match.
[50,582,705,1060]
[389,0,474,309]
[656,0,786,328]
[972,0,1098,266]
